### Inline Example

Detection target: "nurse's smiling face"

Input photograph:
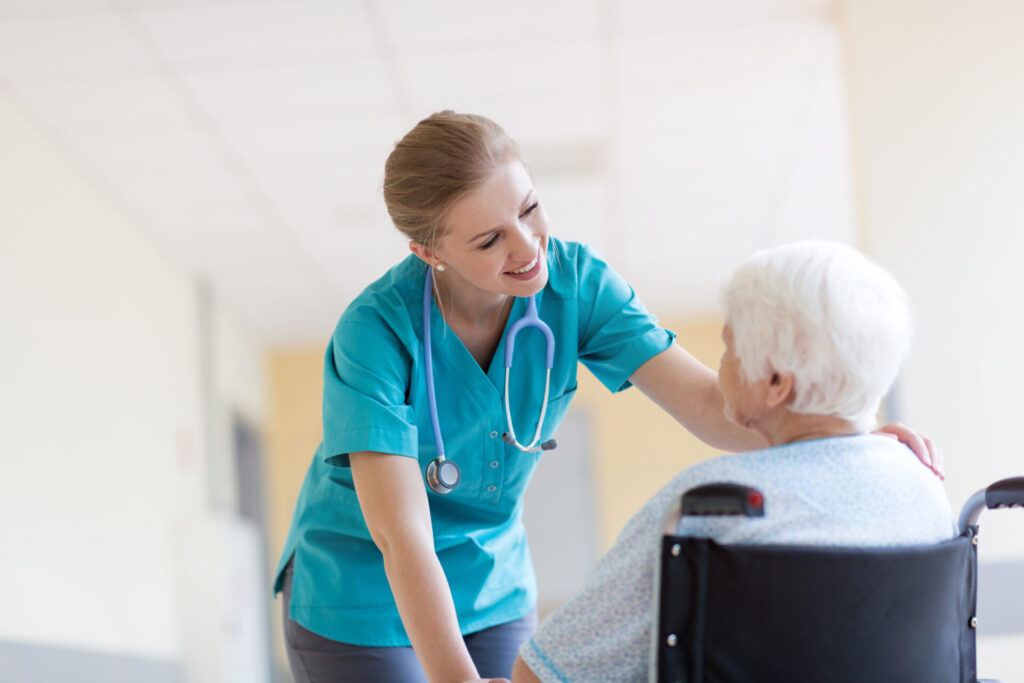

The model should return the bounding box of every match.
[432,160,550,302]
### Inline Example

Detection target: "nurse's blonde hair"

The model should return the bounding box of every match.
[383,111,524,250]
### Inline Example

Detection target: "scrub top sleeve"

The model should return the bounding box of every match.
[575,244,676,393]
[321,319,418,467]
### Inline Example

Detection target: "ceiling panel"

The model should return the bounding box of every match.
[3,1,855,344]
[612,0,831,35]
[17,74,190,135]
[74,125,229,173]
[615,18,834,93]
[375,0,600,50]
[288,217,410,302]
[246,157,382,218]
[215,110,406,160]
[131,0,375,66]
[0,11,154,80]
[0,1,102,17]
[177,60,396,123]
[399,40,603,105]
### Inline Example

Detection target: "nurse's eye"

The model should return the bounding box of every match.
[479,233,500,250]
[521,201,539,218]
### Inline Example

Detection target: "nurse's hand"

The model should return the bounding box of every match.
[876,421,944,479]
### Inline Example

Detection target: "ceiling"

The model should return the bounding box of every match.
[0,0,854,345]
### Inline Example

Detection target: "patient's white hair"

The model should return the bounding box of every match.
[721,240,911,431]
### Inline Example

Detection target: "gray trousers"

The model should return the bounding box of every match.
[281,562,538,682]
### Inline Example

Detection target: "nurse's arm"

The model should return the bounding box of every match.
[629,343,767,452]
[350,451,485,683]
[631,344,943,473]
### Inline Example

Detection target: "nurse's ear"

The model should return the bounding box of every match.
[409,241,443,270]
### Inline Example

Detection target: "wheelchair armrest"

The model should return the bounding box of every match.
[957,476,1024,533]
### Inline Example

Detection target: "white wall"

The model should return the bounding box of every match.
[840,0,1024,678]
[0,86,267,674]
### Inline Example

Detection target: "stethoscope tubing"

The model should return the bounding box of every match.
[423,267,446,461]
[422,265,557,493]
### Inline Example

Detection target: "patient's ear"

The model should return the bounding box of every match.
[766,371,795,409]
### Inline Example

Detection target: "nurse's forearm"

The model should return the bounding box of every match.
[380,540,480,683]
[350,451,480,683]
[630,344,767,452]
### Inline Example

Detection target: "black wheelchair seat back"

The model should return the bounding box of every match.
[655,534,976,683]
[653,478,1024,683]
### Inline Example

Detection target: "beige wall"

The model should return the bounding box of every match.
[575,316,725,548]
[839,1,1024,677]
[266,349,325,572]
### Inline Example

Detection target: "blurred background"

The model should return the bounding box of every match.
[1,0,1022,681]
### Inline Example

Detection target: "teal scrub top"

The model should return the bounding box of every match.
[274,237,676,646]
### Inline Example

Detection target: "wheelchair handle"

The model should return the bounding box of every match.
[957,476,1024,533]
[680,483,765,517]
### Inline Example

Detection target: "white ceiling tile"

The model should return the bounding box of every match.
[97,158,255,235]
[287,217,410,301]
[211,240,343,343]
[0,4,856,337]
[444,93,607,152]
[71,125,221,171]
[235,153,387,232]
[611,0,833,36]
[399,40,603,105]
[0,11,152,80]
[217,109,404,164]
[131,0,374,65]
[615,18,836,94]
[376,0,600,51]
[178,60,395,122]
[18,73,190,136]
[118,0,265,8]
[0,0,102,17]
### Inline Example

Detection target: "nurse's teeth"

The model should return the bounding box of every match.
[511,258,537,274]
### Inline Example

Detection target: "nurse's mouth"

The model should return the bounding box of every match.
[504,252,541,281]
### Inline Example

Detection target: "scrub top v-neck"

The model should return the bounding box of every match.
[274,237,676,646]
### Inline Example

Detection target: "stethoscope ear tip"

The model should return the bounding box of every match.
[541,439,557,451]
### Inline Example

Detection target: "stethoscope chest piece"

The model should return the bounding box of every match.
[426,457,461,495]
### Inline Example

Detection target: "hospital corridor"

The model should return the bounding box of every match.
[2,1,1023,681]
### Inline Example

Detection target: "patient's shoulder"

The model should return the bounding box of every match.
[660,435,954,546]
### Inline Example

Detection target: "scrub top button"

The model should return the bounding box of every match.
[490,461,499,468]
[489,431,498,438]
[487,485,497,492]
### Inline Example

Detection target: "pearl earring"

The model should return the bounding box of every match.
[436,263,446,272]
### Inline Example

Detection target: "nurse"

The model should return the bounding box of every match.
[274,111,941,683]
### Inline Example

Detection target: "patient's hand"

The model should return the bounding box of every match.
[876,421,944,479]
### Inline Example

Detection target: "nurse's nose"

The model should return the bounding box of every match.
[509,221,539,258]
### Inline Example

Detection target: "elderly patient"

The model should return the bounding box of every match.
[512,240,954,683]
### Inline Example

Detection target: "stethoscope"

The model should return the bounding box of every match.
[423,266,558,495]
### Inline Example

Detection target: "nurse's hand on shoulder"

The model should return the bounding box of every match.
[875,421,944,479]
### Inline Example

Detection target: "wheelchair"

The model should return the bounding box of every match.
[651,477,1024,683]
